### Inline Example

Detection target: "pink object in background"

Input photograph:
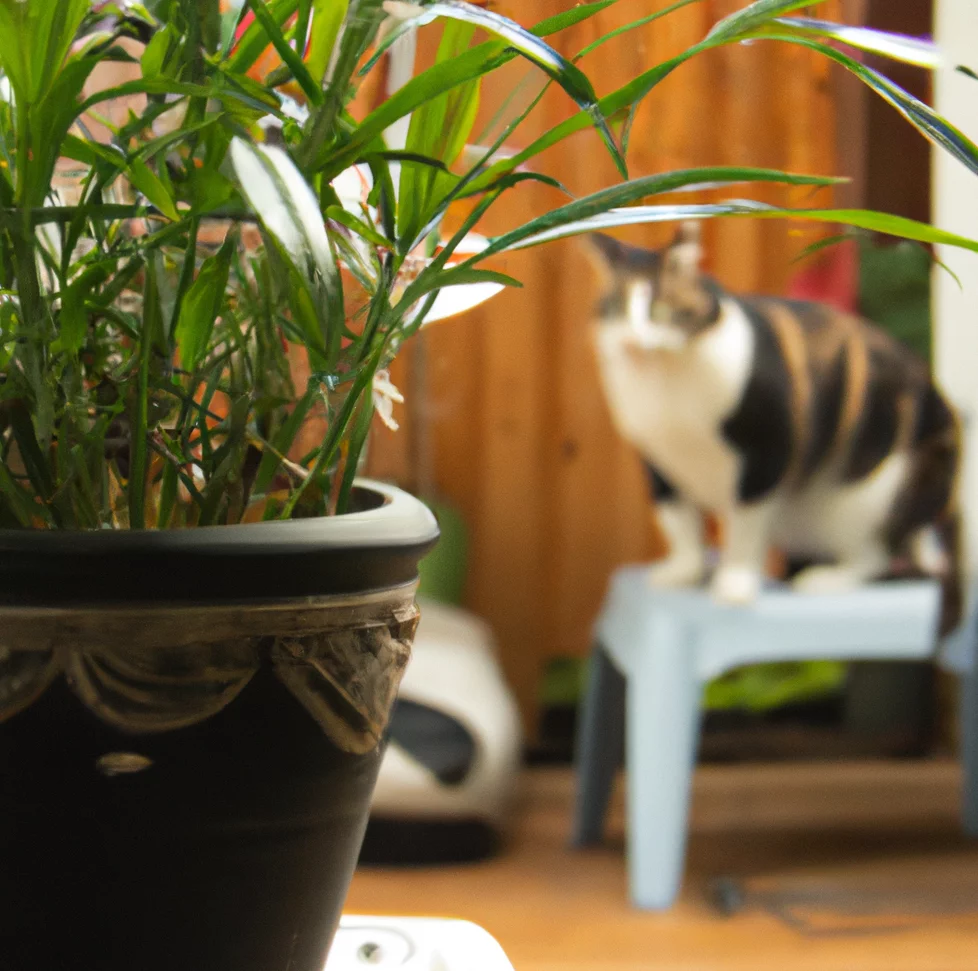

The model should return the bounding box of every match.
[785,237,859,314]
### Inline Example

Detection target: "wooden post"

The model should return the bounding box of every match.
[933,0,978,580]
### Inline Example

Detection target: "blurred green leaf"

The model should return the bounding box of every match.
[227,0,298,71]
[176,234,234,373]
[489,199,978,255]
[128,157,180,221]
[398,21,481,244]
[465,167,843,257]
[706,0,831,42]
[307,0,349,84]
[743,29,978,180]
[776,17,940,68]
[244,0,322,105]
[369,0,626,176]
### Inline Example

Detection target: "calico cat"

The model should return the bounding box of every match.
[588,224,962,632]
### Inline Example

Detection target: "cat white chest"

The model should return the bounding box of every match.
[592,301,755,511]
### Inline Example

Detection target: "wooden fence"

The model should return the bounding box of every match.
[367,0,849,734]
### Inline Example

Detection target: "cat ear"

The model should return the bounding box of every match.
[669,220,703,275]
[587,233,628,265]
[674,220,701,246]
[582,233,627,286]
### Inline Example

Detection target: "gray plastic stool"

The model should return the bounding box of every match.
[572,568,978,910]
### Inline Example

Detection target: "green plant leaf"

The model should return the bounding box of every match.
[531,0,619,38]
[141,21,175,78]
[575,0,703,61]
[176,234,234,373]
[326,205,390,248]
[463,167,841,258]
[745,30,978,180]
[789,231,861,265]
[31,0,91,100]
[706,0,832,42]
[398,20,481,243]
[483,199,978,255]
[775,17,940,68]
[371,0,625,176]
[0,463,39,527]
[128,157,180,221]
[8,402,58,523]
[459,0,837,192]
[244,0,322,105]
[306,0,348,84]
[300,0,384,169]
[401,265,522,308]
[230,137,333,283]
[227,0,298,71]
[0,0,89,103]
[326,44,507,178]
[0,0,33,100]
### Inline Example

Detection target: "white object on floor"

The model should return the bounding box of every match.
[372,600,522,825]
[327,916,515,971]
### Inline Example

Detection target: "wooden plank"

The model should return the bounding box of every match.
[347,762,978,971]
[363,1,845,736]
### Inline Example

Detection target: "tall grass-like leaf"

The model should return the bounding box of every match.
[325,44,506,179]
[575,0,703,61]
[230,137,342,365]
[484,200,978,254]
[459,0,843,191]
[176,234,234,372]
[0,0,32,100]
[706,0,831,42]
[530,0,619,38]
[128,157,180,221]
[33,0,91,100]
[460,167,841,260]
[227,0,299,71]
[0,0,87,103]
[398,21,481,244]
[230,138,332,280]
[372,0,625,176]
[300,0,385,168]
[775,18,941,68]
[747,31,978,180]
[244,0,322,105]
[307,0,349,84]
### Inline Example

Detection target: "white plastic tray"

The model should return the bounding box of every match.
[327,916,515,971]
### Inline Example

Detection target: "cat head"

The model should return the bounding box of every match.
[586,223,723,348]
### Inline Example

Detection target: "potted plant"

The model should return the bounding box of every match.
[0,0,974,969]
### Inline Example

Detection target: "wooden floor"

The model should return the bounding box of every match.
[346,762,978,971]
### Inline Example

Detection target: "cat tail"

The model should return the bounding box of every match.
[933,506,964,637]
[891,389,965,637]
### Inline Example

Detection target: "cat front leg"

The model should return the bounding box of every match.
[648,502,707,587]
[711,500,776,605]
[644,463,707,589]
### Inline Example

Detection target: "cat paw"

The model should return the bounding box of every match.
[791,565,862,594]
[710,566,763,605]
[646,557,704,589]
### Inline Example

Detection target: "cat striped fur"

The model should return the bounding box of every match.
[588,225,962,633]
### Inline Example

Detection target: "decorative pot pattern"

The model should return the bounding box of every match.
[0,587,419,753]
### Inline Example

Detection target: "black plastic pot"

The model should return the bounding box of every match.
[0,480,438,971]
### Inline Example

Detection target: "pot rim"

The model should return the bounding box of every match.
[0,478,438,554]
[0,479,440,606]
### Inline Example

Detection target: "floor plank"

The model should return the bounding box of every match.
[345,761,978,971]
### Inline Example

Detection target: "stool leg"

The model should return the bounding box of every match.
[626,614,700,910]
[963,670,978,837]
[572,643,626,846]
